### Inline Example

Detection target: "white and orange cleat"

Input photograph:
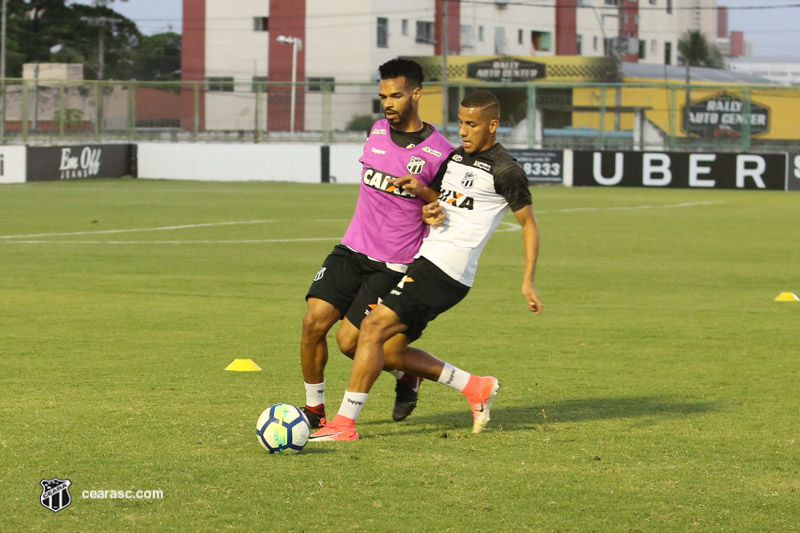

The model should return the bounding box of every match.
[466,376,500,433]
[308,414,360,442]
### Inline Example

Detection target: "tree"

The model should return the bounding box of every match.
[4,0,180,81]
[129,32,181,82]
[677,30,724,69]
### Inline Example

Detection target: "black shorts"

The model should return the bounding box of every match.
[380,256,470,342]
[306,244,406,329]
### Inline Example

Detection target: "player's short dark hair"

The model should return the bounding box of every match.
[379,58,424,89]
[461,90,501,120]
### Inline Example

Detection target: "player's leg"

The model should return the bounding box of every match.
[334,317,359,358]
[339,262,426,421]
[377,258,499,433]
[310,305,407,441]
[384,340,500,434]
[300,297,341,427]
[301,246,362,427]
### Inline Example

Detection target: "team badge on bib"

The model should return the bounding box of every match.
[407,156,425,175]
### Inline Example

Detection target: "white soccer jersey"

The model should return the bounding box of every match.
[418,144,531,286]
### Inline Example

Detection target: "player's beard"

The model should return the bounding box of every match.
[385,103,411,128]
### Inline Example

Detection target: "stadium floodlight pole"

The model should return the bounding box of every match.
[81,16,123,80]
[276,35,302,134]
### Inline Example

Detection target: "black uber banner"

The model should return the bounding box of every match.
[573,150,786,190]
[788,153,800,192]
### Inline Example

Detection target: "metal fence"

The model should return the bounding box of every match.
[1,78,798,151]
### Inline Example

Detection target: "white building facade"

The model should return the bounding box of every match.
[180,0,733,132]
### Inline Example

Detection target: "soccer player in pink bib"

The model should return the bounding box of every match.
[300,59,454,428]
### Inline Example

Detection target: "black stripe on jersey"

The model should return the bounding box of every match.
[435,144,531,212]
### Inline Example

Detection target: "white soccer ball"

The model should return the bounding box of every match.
[256,403,310,454]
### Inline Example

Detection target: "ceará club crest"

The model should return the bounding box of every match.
[406,156,425,175]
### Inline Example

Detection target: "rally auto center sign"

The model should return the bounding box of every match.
[683,92,769,139]
[466,58,546,82]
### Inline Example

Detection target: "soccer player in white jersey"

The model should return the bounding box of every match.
[311,90,543,441]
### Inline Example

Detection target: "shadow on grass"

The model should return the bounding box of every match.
[359,395,718,434]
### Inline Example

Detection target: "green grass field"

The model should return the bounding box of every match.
[1,179,799,531]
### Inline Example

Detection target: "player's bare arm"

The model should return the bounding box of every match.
[513,204,542,315]
[388,174,439,203]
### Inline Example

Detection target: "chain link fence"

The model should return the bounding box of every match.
[1,78,798,151]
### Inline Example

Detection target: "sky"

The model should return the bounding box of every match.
[69,0,183,36]
[721,0,800,57]
[69,0,800,58]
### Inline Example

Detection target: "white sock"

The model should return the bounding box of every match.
[337,390,369,421]
[387,369,405,380]
[304,381,325,408]
[437,363,471,392]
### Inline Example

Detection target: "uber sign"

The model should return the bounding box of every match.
[789,153,800,192]
[573,151,786,190]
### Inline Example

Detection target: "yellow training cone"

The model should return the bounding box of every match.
[225,359,262,371]
[774,292,799,302]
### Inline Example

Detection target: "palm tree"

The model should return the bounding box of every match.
[678,30,724,107]
[678,29,724,69]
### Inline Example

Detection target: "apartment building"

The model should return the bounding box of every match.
[181,0,734,131]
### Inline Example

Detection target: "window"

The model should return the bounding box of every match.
[530,31,551,52]
[253,17,268,32]
[664,41,672,64]
[604,0,617,5]
[649,0,657,4]
[461,25,475,48]
[251,76,267,92]
[372,99,382,114]
[494,27,507,54]
[577,34,583,55]
[478,25,484,42]
[638,40,646,59]
[416,21,435,44]
[603,37,613,57]
[308,77,335,92]
[593,35,598,51]
[207,77,233,92]
[518,29,523,45]
[666,0,672,14]
[401,19,408,36]
[651,39,658,54]
[377,17,388,48]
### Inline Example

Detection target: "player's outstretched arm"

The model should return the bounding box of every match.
[513,204,542,315]
[388,174,440,203]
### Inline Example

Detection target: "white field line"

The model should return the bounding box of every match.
[493,200,725,232]
[4,238,340,245]
[0,220,279,240]
[1,201,724,243]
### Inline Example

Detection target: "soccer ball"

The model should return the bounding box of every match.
[256,403,310,454]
